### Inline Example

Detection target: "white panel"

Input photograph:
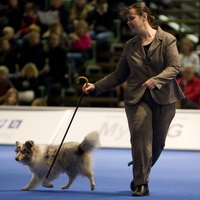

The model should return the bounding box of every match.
[0,107,200,150]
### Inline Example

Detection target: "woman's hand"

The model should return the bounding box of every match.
[82,83,95,94]
[142,80,156,90]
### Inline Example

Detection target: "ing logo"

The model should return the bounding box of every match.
[0,119,22,129]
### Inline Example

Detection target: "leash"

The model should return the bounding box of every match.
[46,76,89,179]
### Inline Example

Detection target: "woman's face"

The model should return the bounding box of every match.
[76,27,86,36]
[7,93,17,105]
[1,40,10,51]
[29,35,40,46]
[25,67,34,78]
[182,68,195,81]
[127,8,145,34]
[53,25,62,35]
[181,42,191,53]
[10,0,18,7]
[75,0,86,8]
[50,35,60,47]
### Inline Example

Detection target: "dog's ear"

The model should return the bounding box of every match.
[25,141,34,149]
[16,141,19,147]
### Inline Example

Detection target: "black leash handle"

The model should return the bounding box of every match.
[46,76,89,179]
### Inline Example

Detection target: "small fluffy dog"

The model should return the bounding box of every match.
[15,131,100,191]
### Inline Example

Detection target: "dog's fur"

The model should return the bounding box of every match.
[15,131,100,191]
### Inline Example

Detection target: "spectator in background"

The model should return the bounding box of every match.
[22,23,41,40]
[179,37,200,76]
[2,87,19,106]
[19,31,46,71]
[31,98,47,106]
[0,37,18,74]
[42,22,70,51]
[0,66,13,103]
[69,0,94,29]
[87,0,114,41]
[3,0,23,33]
[14,62,39,104]
[49,0,69,32]
[68,20,92,77]
[18,2,39,38]
[2,26,20,55]
[177,63,200,109]
[41,33,67,98]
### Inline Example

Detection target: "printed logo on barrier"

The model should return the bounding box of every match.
[8,120,22,129]
[0,119,22,129]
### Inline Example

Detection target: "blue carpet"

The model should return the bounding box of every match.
[0,145,200,200]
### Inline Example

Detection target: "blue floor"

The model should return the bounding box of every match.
[0,145,200,200]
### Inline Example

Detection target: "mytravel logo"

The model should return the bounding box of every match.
[0,119,22,129]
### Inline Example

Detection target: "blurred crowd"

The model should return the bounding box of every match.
[0,0,129,106]
[0,0,200,108]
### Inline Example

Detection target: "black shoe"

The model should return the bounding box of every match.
[132,184,150,197]
[130,180,136,192]
[128,161,133,166]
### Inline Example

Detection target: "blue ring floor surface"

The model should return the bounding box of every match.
[0,145,200,200]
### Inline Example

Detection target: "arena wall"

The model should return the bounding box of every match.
[0,107,200,150]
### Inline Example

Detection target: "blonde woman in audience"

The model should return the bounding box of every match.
[2,88,19,106]
[177,63,200,109]
[179,37,200,75]
[70,0,94,26]
[0,66,13,103]
[14,62,39,104]
[2,26,19,54]
[31,98,47,106]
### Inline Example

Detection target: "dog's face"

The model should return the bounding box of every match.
[15,141,34,165]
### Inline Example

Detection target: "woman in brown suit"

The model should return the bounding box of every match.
[83,3,184,197]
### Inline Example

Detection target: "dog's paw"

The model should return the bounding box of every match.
[61,185,69,190]
[42,183,54,188]
[21,187,30,191]
[91,184,95,191]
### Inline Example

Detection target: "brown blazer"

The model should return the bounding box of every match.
[94,26,184,105]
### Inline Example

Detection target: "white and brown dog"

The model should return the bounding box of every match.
[15,131,100,191]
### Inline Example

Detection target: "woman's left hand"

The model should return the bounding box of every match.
[142,80,156,90]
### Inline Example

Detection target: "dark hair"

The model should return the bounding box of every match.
[120,3,155,25]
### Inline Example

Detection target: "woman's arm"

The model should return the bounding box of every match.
[83,46,130,95]
[150,36,180,89]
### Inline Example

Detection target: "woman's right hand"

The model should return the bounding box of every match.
[82,83,95,94]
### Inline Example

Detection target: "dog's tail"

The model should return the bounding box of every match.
[77,131,100,154]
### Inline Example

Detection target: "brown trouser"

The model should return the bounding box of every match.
[125,89,175,186]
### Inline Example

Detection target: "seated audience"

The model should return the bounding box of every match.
[49,0,69,32]
[21,24,42,41]
[2,87,19,106]
[177,63,200,109]
[42,33,67,97]
[179,37,200,75]
[0,37,18,74]
[2,26,20,55]
[31,98,47,106]
[19,31,46,71]
[69,0,94,30]
[68,20,91,77]
[0,65,13,103]
[43,22,70,51]
[18,2,39,38]
[14,62,39,104]
[3,0,23,33]
[87,0,114,41]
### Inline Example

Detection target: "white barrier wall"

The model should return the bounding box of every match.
[0,107,200,150]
